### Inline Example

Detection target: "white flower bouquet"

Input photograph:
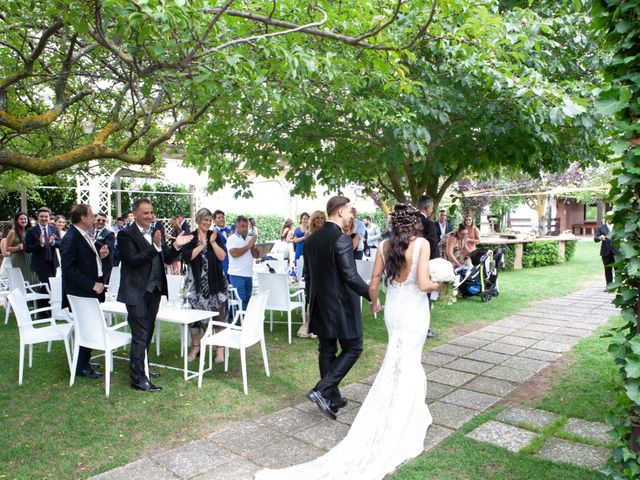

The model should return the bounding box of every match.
[429,258,459,305]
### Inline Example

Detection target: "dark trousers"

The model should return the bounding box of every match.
[126,290,162,384]
[315,336,363,405]
[353,250,364,260]
[602,253,615,285]
[76,346,93,373]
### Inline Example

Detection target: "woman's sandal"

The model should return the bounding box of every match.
[215,347,224,364]
[187,344,200,362]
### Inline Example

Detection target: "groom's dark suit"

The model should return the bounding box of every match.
[303,221,371,410]
[117,223,181,385]
[594,223,619,285]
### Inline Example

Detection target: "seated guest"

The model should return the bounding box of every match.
[61,204,111,379]
[227,216,259,312]
[440,223,472,275]
[181,208,228,363]
[464,214,482,252]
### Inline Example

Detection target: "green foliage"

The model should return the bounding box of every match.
[223,213,285,243]
[522,241,561,268]
[0,173,77,220]
[477,243,516,271]
[565,240,578,261]
[589,0,640,476]
[116,181,190,220]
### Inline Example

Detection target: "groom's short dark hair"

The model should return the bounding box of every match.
[326,196,350,216]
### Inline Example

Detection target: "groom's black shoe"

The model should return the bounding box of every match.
[330,398,348,414]
[307,389,337,420]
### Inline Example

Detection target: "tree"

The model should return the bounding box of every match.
[0,0,436,175]
[589,0,640,477]
[188,1,607,208]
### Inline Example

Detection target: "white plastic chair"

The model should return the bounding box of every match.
[257,272,305,344]
[198,290,270,394]
[156,274,184,356]
[48,276,72,323]
[106,266,120,300]
[6,267,50,324]
[8,289,73,385]
[295,255,304,280]
[262,259,289,274]
[67,295,131,398]
[356,260,376,318]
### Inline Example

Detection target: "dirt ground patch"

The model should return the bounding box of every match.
[497,353,574,406]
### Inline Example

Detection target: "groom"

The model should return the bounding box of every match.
[303,195,380,420]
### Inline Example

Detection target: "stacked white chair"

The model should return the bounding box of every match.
[67,295,131,398]
[106,266,120,300]
[198,290,270,394]
[6,267,50,324]
[156,274,185,356]
[257,272,305,344]
[8,289,73,385]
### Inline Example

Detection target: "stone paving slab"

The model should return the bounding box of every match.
[449,336,490,349]
[482,325,517,335]
[192,459,259,480]
[496,405,560,429]
[510,329,549,340]
[91,459,180,480]
[151,440,236,479]
[554,327,592,337]
[532,340,572,353]
[340,382,371,404]
[464,376,517,397]
[429,401,478,429]
[495,336,539,348]
[424,424,455,452]
[500,356,550,373]
[464,349,512,365]
[243,437,324,469]
[292,419,350,450]
[423,363,438,374]
[516,349,562,362]
[481,342,526,356]
[427,368,476,387]
[561,418,611,445]
[466,420,536,453]
[426,381,457,400]
[523,323,560,334]
[335,405,360,426]
[484,365,536,384]
[430,343,476,357]
[440,389,501,411]
[445,358,494,375]
[466,331,505,341]
[208,421,287,454]
[545,334,582,346]
[258,407,324,435]
[536,438,610,470]
[422,351,457,367]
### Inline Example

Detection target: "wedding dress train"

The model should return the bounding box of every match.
[255,238,432,480]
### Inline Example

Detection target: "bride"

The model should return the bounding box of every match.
[255,204,442,480]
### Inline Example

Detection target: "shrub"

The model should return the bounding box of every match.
[564,239,577,261]
[477,243,516,271]
[522,241,561,268]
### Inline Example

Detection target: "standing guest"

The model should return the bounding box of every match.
[0,224,12,278]
[213,209,233,277]
[382,213,393,239]
[61,204,111,379]
[594,213,619,292]
[113,216,126,234]
[435,209,453,241]
[248,217,259,237]
[24,207,60,315]
[307,211,326,236]
[126,210,135,225]
[363,216,382,257]
[292,212,310,264]
[302,195,375,420]
[177,214,191,235]
[93,212,116,283]
[112,216,125,267]
[464,214,482,252]
[117,198,192,392]
[54,216,68,239]
[181,208,228,363]
[417,195,441,338]
[344,218,359,251]
[278,218,295,261]
[227,216,259,312]
[350,207,367,260]
[6,212,38,284]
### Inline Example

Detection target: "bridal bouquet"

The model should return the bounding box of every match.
[429,258,459,305]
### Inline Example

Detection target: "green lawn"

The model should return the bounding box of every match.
[0,241,606,479]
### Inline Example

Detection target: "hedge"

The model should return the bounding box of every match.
[477,243,517,271]
[564,239,577,261]
[522,241,561,268]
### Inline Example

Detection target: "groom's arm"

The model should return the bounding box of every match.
[335,235,371,301]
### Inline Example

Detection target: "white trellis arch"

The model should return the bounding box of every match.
[75,167,119,216]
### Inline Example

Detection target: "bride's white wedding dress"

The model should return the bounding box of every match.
[255,238,432,480]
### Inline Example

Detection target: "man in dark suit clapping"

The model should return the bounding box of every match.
[61,204,111,379]
[117,198,192,392]
[92,212,116,284]
[594,215,619,292]
[303,195,381,420]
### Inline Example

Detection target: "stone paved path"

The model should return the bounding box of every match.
[92,283,617,480]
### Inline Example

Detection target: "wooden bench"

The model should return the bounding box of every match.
[572,222,597,236]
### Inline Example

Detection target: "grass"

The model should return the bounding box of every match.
[0,241,605,479]
[391,314,621,480]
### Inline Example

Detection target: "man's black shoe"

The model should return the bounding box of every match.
[426,329,439,338]
[78,368,102,379]
[131,381,162,392]
[89,362,100,369]
[149,371,161,379]
[307,389,336,420]
[330,398,348,413]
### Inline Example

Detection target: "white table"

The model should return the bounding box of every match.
[101,301,218,381]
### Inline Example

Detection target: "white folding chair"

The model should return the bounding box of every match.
[6,267,50,324]
[198,291,270,394]
[106,266,120,300]
[7,289,73,385]
[67,295,131,398]
[356,260,376,318]
[257,272,305,344]
[156,274,185,356]
[296,255,304,280]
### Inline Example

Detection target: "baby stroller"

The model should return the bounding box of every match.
[458,248,504,302]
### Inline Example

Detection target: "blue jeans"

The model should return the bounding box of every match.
[229,275,253,312]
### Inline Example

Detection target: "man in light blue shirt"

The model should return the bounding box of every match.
[351,207,367,260]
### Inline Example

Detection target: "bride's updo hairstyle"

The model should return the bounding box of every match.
[384,203,421,285]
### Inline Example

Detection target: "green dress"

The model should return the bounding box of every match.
[10,231,38,285]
